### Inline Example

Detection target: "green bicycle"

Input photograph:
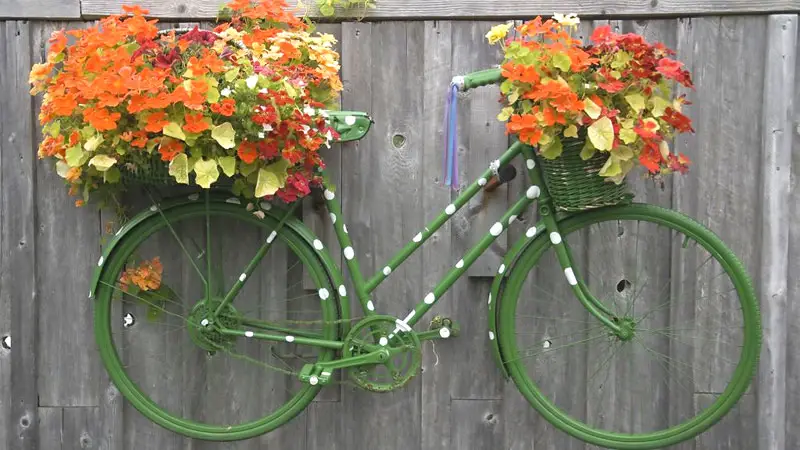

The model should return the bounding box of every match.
[91,68,761,449]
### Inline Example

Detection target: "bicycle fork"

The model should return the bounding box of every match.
[520,145,628,339]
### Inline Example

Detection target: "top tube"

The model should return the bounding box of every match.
[454,67,503,91]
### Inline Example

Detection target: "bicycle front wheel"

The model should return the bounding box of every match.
[498,203,760,449]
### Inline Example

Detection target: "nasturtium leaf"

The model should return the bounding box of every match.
[319,2,334,15]
[163,122,186,141]
[588,117,614,151]
[659,140,671,159]
[47,120,61,137]
[211,122,236,149]
[239,161,258,177]
[218,156,236,177]
[104,166,121,183]
[650,97,670,117]
[88,154,117,172]
[497,107,514,122]
[500,79,514,94]
[611,51,631,70]
[224,67,240,82]
[643,117,661,132]
[232,178,247,196]
[613,145,634,160]
[539,135,563,159]
[625,94,646,113]
[168,153,190,184]
[619,128,638,144]
[563,124,579,138]
[508,90,520,104]
[283,80,297,98]
[84,134,104,152]
[599,155,622,177]
[552,52,572,72]
[56,160,70,178]
[583,98,602,119]
[206,87,220,104]
[255,168,281,197]
[608,159,635,184]
[66,146,86,167]
[193,159,219,188]
[580,140,596,160]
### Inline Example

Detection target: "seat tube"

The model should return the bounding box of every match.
[520,144,622,333]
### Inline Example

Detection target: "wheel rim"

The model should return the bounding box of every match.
[94,202,339,440]
[499,204,760,449]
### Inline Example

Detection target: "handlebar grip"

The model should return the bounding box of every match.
[454,67,503,91]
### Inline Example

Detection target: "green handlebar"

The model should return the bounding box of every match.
[460,67,503,90]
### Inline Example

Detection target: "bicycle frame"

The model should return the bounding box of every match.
[215,139,624,349]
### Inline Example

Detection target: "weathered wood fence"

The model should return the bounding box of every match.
[1,2,799,449]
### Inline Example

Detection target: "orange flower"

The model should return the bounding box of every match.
[158,138,184,161]
[119,257,163,291]
[130,131,149,148]
[144,111,170,133]
[48,29,68,54]
[210,98,236,116]
[38,135,66,158]
[237,141,258,164]
[49,93,78,116]
[122,5,150,15]
[65,167,82,182]
[75,199,85,207]
[183,112,210,133]
[198,49,226,73]
[68,131,80,146]
[83,107,121,131]
[227,0,252,11]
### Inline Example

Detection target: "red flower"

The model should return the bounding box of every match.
[211,98,236,116]
[237,141,258,164]
[663,108,694,133]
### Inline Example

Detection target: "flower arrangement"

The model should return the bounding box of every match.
[486,15,694,183]
[313,0,376,17]
[29,0,343,207]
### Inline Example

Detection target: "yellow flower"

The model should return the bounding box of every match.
[553,13,580,27]
[486,22,513,45]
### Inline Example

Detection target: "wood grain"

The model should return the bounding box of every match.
[0,0,79,19]
[80,0,800,20]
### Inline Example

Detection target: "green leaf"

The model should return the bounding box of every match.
[583,98,601,120]
[539,136,563,159]
[497,107,513,122]
[507,90,520,104]
[563,124,578,138]
[193,159,219,188]
[163,122,186,141]
[169,153,190,184]
[619,128,638,144]
[211,122,236,149]
[103,166,121,183]
[65,145,86,167]
[587,117,614,151]
[611,51,631,70]
[319,2,334,15]
[255,168,281,197]
[206,87,220,104]
[625,94,646,113]
[613,145,634,160]
[552,52,572,72]
[218,156,236,177]
[650,97,671,117]
[239,161,258,177]
[232,178,246,196]
[599,155,622,177]
[47,120,61,137]
[224,67,240,82]
[56,160,70,178]
[88,154,117,172]
[84,134,104,152]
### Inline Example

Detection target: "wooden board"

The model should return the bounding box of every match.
[787,17,800,450]
[0,0,80,19]
[81,0,800,20]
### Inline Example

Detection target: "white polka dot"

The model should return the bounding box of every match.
[115,228,122,236]
[383,266,391,276]
[226,197,241,204]
[550,232,562,244]
[318,288,330,300]
[424,293,436,304]
[439,327,451,339]
[338,285,347,296]
[413,232,423,243]
[498,264,505,274]
[489,331,495,340]
[565,268,578,286]
[456,259,464,269]
[478,178,487,186]
[88,290,92,298]
[188,193,200,201]
[201,319,209,326]
[445,204,456,215]
[509,215,517,224]
[343,224,349,234]
[367,300,375,311]
[260,201,272,210]
[313,239,324,250]
[245,330,254,337]
[344,115,357,125]
[323,189,335,200]
[488,293,492,305]
[527,186,541,199]
[490,222,503,236]
[344,247,355,260]
[526,227,537,238]
[239,273,247,282]
[329,213,337,224]
[379,337,389,346]
[150,205,158,211]
[267,231,277,243]
[309,376,319,385]
[526,159,535,169]
[97,256,104,266]
[285,335,295,342]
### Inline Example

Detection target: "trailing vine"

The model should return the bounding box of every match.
[315,0,376,17]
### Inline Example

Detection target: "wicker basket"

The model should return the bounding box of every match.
[120,154,178,187]
[537,138,633,212]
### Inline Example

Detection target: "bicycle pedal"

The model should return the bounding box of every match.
[429,316,460,338]
[298,364,333,386]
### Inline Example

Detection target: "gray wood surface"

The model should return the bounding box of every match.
[79,0,800,20]
[2,13,799,450]
[0,0,80,19]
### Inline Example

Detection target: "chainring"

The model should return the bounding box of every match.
[343,315,421,393]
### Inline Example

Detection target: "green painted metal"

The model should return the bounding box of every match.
[326,110,373,142]
[461,67,503,90]
[494,203,761,449]
[219,327,344,350]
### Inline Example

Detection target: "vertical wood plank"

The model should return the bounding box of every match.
[757,14,796,450]
[450,400,503,449]
[38,407,63,449]
[0,20,39,450]
[694,394,757,450]
[62,407,103,450]
[306,402,342,450]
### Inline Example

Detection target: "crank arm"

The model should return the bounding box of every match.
[298,347,399,386]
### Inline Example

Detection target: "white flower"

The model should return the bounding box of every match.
[553,13,580,27]
[301,124,311,135]
[258,132,265,139]
[320,109,329,118]
[259,88,268,94]
[220,87,232,97]
[246,74,259,89]
[263,124,273,132]
[325,129,334,141]
[303,105,316,116]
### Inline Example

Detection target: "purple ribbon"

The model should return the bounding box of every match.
[443,83,459,189]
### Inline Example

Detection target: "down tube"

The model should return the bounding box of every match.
[403,189,540,329]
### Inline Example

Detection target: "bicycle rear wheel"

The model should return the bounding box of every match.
[498,204,760,449]
[93,199,341,441]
